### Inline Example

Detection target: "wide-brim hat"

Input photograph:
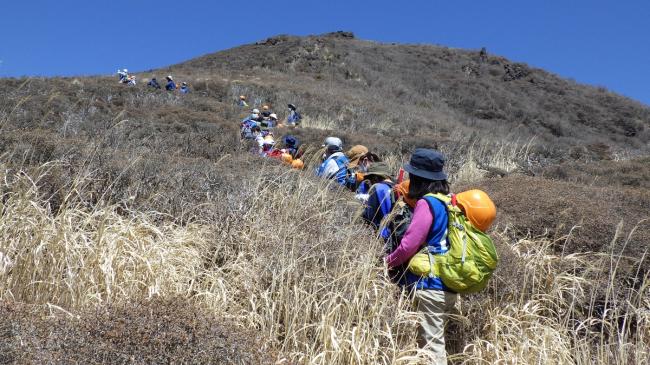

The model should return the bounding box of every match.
[364,161,393,180]
[346,145,369,167]
[403,148,448,181]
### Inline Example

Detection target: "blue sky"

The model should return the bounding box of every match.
[1,0,649,105]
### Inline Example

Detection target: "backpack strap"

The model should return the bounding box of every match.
[328,155,350,181]
[422,194,450,255]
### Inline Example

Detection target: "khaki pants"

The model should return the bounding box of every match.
[413,289,458,365]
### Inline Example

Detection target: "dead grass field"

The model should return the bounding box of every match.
[0,32,649,364]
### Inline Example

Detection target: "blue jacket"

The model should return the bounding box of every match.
[180,86,189,94]
[316,153,349,186]
[287,110,301,124]
[403,195,451,291]
[165,81,176,91]
[363,182,394,238]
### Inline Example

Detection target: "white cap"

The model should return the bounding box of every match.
[269,113,277,119]
[124,69,128,73]
[322,137,343,150]
[167,75,173,80]
[252,108,260,114]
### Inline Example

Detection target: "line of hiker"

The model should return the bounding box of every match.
[117,69,190,94]
[246,91,500,364]
[310,136,498,364]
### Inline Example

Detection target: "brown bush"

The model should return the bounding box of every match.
[458,175,650,259]
[1,297,275,365]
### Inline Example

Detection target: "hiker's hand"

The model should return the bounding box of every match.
[356,172,365,183]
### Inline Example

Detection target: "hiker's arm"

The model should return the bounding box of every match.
[385,199,433,268]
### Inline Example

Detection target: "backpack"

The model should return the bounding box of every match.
[407,193,498,294]
[240,120,256,139]
[381,199,413,255]
[380,199,413,284]
[364,182,395,238]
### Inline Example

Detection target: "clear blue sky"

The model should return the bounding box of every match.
[2,0,649,105]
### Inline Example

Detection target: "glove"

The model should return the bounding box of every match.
[355,193,369,203]
[355,172,365,183]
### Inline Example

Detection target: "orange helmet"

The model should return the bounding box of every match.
[455,189,496,232]
[281,153,293,164]
[291,159,304,170]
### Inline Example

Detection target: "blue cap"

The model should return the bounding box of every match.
[404,148,447,181]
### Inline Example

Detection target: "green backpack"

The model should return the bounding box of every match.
[407,193,499,293]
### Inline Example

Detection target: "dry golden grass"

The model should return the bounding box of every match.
[1,160,648,364]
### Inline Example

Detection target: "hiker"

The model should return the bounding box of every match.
[238,95,249,107]
[282,135,300,158]
[165,75,176,91]
[180,82,190,94]
[240,119,258,139]
[269,113,279,128]
[316,137,349,186]
[148,77,161,89]
[345,145,380,193]
[479,47,488,63]
[261,133,275,156]
[385,148,457,364]
[117,69,128,83]
[244,108,261,123]
[287,104,302,126]
[126,75,137,86]
[261,105,272,118]
[360,161,395,239]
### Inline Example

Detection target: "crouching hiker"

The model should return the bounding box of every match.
[316,137,349,186]
[346,145,381,193]
[165,75,176,91]
[360,161,395,239]
[385,148,457,364]
[148,77,161,89]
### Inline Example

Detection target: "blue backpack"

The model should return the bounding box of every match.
[240,120,256,139]
[330,155,350,185]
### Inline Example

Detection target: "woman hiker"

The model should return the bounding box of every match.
[384,148,457,365]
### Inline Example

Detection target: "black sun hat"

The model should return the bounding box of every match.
[404,148,448,181]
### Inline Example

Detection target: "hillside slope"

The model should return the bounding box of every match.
[171,32,649,158]
[0,32,648,364]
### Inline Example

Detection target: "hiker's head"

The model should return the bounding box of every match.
[269,113,278,120]
[358,152,381,172]
[288,103,296,111]
[240,95,246,100]
[404,149,449,199]
[263,105,270,111]
[346,145,369,168]
[283,135,297,147]
[364,161,393,184]
[322,137,343,156]
[252,108,260,114]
